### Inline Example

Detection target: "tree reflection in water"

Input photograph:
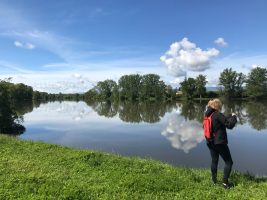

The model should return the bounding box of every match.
[180,101,206,123]
[87,100,177,123]
[87,100,267,132]
[245,101,267,130]
[2,98,266,141]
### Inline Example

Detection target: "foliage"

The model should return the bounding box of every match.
[95,80,118,100]
[246,67,267,99]
[118,74,142,100]
[85,73,175,101]
[140,74,166,100]
[0,135,267,199]
[180,78,196,99]
[0,79,33,102]
[0,80,25,135]
[219,68,246,98]
[195,75,208,99]
[179,75,208,100]
[33,91,83,101]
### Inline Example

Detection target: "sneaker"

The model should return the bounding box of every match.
[222,182,231,189]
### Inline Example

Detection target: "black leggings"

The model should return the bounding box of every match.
[207,143,233,183]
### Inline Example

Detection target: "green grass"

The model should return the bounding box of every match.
[0,134,266,199]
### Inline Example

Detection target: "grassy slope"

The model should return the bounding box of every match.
[0,135,266,200]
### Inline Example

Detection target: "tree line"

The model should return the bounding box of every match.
[1,66,266,107]
[84,74,177,101]
[180,67,267,99]
[0,79,83,135]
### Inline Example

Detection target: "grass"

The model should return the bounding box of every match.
[0,134,266,199]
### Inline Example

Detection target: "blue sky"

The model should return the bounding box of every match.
[0,0,267,93]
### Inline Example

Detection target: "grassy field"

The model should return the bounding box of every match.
[0,134,266,199]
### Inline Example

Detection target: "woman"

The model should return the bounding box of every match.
[205,99,237,189]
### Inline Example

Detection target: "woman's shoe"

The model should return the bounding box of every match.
[222,182,232,189]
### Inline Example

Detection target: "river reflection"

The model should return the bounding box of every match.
[161,113,203,153]
[87,100,176,123]
[86,100,267,131]
[15,100,267,175]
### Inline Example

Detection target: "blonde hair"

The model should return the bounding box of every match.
[208,98,222,111]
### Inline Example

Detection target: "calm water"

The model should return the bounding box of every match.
[18,100,267,176]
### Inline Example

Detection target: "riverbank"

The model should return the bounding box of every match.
[0,135,266,199]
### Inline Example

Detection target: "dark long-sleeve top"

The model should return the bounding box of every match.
[205,106,237,145]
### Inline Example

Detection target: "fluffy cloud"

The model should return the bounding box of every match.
[14,40,35,49]
[214,37,228,47]
[161,113,204,153]
[169,78,181,85]
[160,38,219,77]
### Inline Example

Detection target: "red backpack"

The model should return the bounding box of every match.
[203,112,216,140]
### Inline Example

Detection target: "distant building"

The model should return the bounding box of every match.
[176,91,183,96]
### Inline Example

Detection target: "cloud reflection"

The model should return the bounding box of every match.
[24,101,94,123]
[161,113,204,153]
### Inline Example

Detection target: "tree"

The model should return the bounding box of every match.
[180,78,196,99]
[95,80,117,100]
[118,74,142,100]
[246,67,267,99]
[84,88,99,101]
[140,74,166,100]
[195,75,207,99]
[219,68,246,98]
[0,80,25,135]
[10,83,33,102]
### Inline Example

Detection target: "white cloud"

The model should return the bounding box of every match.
[0,60,168,93]
[14,41,23,47]
[214,37,228,47]
[170,78,181,85]
[14,40,35,49]
[160,38,219,77]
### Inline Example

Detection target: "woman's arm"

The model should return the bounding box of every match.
[225,114,237,129]
[217,113,237,129]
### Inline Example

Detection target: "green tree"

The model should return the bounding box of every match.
[219,68,246,98]
[140,74,166,100]
[180,78,196,99]
[0,80,25,135]
[118,74,142,100]
[95,80,117,100]
[10,83,33,102]
[195,75,207,99]
[246,67,267,99]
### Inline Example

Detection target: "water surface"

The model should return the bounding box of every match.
[18,100,267,176]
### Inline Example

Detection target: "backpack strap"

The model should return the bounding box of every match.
[209,111,216,138]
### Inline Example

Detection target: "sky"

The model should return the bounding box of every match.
[0,0,267,93]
